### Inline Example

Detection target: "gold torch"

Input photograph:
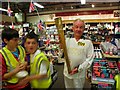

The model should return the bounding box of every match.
[55,17,71,73]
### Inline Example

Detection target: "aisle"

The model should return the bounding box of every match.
[50,63,91,89]
[51,63,65,89]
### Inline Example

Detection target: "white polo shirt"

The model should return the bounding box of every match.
[64,38,94,79]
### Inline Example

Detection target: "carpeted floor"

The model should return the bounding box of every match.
[51,63,65,89]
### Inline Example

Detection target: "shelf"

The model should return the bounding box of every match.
[50,41,59,44]
[102,53,120,59]
[46,34,59,36]
[45,18,120,25]
[92,41,101,45]
[101,50,120,59]
[91,77,115,85]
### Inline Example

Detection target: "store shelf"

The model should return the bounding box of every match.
[92,41,101,45]
[45,18,120,25]
[91,56,119,88]
[101,50,120,59]
[91,77,115,85]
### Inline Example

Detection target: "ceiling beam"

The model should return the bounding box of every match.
[27,6,119,16]
[1,0,120,2]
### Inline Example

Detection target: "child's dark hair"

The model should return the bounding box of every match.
[2,28,19,42]
[24,31,39,42]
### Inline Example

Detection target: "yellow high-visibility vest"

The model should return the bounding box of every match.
[114,74,120,90]
[30,52,52,88]
[0,46,25,84]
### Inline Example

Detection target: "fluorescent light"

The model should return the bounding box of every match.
[81,0,86,4]
[0,8,13,12]
[92,4,95,8]
[33,2,44,8]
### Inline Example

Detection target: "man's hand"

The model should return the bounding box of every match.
[70,67,78,75]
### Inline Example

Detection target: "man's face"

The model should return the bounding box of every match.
[24,38,38,54]
[72,20,85,38]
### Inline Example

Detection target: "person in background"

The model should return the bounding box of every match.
[20,31,52,89]
[110,35,119,48]
[0,28,30,90]
[64,19,94,89]
[100,34,118,55]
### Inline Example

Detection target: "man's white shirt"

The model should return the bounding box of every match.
[64,38,94,79]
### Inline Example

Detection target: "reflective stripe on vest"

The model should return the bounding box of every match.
[30,52,52,88]
[0,46,25,84]
[2,49,13,71]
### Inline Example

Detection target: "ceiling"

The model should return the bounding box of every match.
[1,1,120,16]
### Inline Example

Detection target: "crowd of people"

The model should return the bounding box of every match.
[1,28,52,90]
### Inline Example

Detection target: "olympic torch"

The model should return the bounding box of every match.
[55,17,71,73]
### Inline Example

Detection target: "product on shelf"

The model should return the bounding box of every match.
[91,58,119,87]
[98,82,113,89]
[94,48,102,59]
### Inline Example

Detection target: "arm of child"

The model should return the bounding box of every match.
[4,62,27,79]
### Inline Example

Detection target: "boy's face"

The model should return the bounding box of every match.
[4,38,19,51]
[24,38,38,54]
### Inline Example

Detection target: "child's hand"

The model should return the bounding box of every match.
[20,62,28,70]
[19,61,28,67]
[14,62,28,73]
[17,77,29,87]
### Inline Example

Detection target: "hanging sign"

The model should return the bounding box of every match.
[113,10,120,17]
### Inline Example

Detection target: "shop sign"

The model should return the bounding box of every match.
[113,10,120,17]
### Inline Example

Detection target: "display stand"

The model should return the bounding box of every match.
[102,50,120,59]
[91,47,120,89]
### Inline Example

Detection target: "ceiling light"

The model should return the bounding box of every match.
[92,4,95,8]
[71,6,73,9]
[0,8,13,12]
[33,2,44,8]
[81,0,86,4]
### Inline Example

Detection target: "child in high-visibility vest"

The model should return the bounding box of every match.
[1,28,30,89]
[19,31,52,89]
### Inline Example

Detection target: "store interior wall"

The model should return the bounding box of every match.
[1,8,120,24]
[26,14,120,24]
[1,14,15,22]
[26,14,55,24]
